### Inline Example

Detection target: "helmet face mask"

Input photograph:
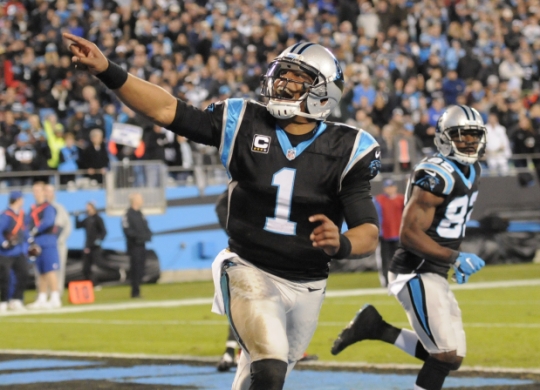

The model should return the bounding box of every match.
[261,43,344,120]
[435,105,487,165]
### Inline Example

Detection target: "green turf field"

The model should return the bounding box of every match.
[1,263,539,370]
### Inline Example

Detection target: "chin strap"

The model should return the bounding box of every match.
[267,99,329,120]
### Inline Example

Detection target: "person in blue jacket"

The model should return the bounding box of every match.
[26,182,61,310]
[0,191,29,312]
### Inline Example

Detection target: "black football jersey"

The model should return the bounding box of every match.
[390,154,481,277]
[167,98,381,280]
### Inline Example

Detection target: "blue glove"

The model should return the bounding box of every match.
[454,252,485,275]
[452,270,469,284]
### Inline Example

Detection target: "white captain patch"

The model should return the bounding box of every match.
[252,134,271,154]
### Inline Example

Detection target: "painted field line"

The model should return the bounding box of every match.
[325,278,540,298]
[2,278,539,317]
[0,349,539,377]
[2,318,540,329]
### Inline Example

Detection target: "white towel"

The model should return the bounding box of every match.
[211,249,239,315]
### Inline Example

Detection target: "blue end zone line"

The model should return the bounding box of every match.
[1,279,540,317]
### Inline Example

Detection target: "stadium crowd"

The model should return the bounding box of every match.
[1,0,540,187]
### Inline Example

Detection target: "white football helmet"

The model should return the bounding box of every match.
[261,42,344,120]
[435,105,487,165]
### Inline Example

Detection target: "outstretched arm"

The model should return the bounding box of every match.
[63,33,177,127]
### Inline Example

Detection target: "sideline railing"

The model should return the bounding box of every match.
[1,153,539,195]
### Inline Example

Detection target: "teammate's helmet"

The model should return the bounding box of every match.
[435,105,487,165]
[261,42,344,120]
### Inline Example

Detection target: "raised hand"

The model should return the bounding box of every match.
[62,33,109,75]
[309,214,340,256]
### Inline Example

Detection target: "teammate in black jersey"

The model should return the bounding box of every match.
[331,105,488,390]
[65,34,381,390]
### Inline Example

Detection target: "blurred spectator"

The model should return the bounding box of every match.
[122,193,152,299]
[7,133,37,187]
[511,116,540,186]
[442,70,465,106]
[485,113,512,176]
[374,179,404,287]
[82,99,105,142]
[427,98,445,127]
[143,125,166,162]
[1,0,540,184]
[79,129,109,185]
[75,202,107,287]
[58,132,80,185]
[44,185,71,296]
[414,112,436,156]
[43,114,65,170]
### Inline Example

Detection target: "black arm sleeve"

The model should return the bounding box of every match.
[165,99,222,147]
[339,147,381,229]
[340,180,379,229]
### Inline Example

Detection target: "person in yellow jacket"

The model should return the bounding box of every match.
[43,114,66,169]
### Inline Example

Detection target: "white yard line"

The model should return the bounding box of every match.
[325,278,540,298]
[2,318,540,329]
[0,349,538,376]
[1,279,538,317]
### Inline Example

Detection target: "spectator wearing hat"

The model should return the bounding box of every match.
[374,179,404,287]
[0,191,29,312]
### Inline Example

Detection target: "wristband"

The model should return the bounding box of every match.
[333,234,352,259]
[96,60,128,90]
[448,250,460,265]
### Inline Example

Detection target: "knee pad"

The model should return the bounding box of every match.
[426,356,459,374]
[250,359,288,390]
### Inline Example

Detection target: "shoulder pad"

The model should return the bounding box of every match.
[340,130,380,185]
[413,157,456,195]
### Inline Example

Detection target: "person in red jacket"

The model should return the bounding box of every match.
[374,179,404,287]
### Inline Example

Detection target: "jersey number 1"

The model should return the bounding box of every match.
[265,168,297,235]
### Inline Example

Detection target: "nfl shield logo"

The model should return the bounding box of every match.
[286,148,296,160]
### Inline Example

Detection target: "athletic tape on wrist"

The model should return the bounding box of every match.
[96,60,128,90]
[333,234,352,259]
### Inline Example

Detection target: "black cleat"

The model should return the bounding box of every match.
[331,304,384,355]
[216,351,236,372]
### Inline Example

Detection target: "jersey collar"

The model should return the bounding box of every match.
[275,122,327,161]
[439,154,476,189]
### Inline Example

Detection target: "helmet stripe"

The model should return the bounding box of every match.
[297,43,315,54]
[458,105,470,120]
[289,42,303,53]
[469,106,477,121]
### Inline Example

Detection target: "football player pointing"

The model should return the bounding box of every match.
[332,105,487,390]
[64,34,381,390]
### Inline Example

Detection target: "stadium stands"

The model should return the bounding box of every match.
[1,0,540,190]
